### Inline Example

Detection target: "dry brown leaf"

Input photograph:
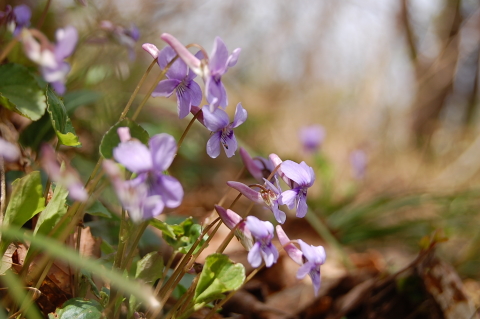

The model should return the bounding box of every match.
[418,254,480,319]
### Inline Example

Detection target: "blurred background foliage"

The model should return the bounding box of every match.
[4,0,480,281]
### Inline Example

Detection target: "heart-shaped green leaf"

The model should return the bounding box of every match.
[99,118,149,159]
[194,253,245,305]
[48,298,103,319]
[0,63,46,120]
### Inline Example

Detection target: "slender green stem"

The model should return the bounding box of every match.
[73,225,82,296]
[113,209,128,268]
[34,259,54,290]
[185,219,223,271]
[132,56,179,121]
[158,218,220,297]
[149,218,221,317]
[43,141,60,205]
[183,192,244,271]
[119,59,157,120]
[0,157,6,227]
[152,251,177,297]
[164,275,199,319]
[305,212,354,271]
[2,271,42,319]
[0,38,18,64]
[177,109,202,151]
[36,0,52,29]
[120,221,149,270]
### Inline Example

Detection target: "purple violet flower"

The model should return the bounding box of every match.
[214,205,253,250]
[350,149,367,180]
[202,102,247,158]
[103,159,148,223]
[143,44,202,119]
[299,125,325,153]
[279,160,315,218]
[40,144,87,202]
[245,216,278,268]
[239,147,275,183]
[0,5,31,37]
[276,225,326,296]
[113,128,183,220]
[22,26,78,95]
[0,137,20,162]
[227,179,287,224]
[160,33,241,111]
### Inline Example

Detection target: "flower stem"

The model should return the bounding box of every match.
[183,193,244,272]
[119,59,157,120]
[149,218,221,317]
[0,158,6,227]
[0,38,18,64]
[163,275,199,319]
[151,250,177,298]
[131,56,179,121]
[120,221,149,270]
[42,141,60,205]
[176,109,202,151]
[36,0,52,29]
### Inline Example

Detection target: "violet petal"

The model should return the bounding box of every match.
[149,133,177,172]
[202,107,229,132]
[113,141,153,173]
[206,133,221,158]
[248,242,262,268]
[232,103,247,128]
[152,79,179,97]
[209,37,229,74]
[223,132,237,158]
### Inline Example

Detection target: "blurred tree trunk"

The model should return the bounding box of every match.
[464,50,480,126]
[402,0,463,145]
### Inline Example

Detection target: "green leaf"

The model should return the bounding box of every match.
[33,183,69,237]
[149,219,176,239]
[48,298,103,319]
[161,217,207,254]
[3,171,45,229]
[0,63,46,120]
[46,86,81,147]
[99,118,149,159]
[0,171,45,257]
[85,201,112,218]
[135,251,164,284]
[194,253,245,305]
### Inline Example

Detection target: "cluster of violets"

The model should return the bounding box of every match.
[142,34,245,158]
[216,149,325,295]
[0,3,76,94]
[0,7,328,296]
[0,5,141,95]
[103,34,326,294]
